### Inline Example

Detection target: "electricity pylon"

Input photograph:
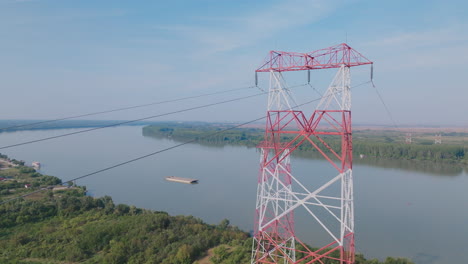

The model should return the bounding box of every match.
[251,43,373,264]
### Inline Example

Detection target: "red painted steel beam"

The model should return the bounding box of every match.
[256,43,372,72]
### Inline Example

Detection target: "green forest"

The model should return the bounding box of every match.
[142,124,467,165]
[0,155,414,264]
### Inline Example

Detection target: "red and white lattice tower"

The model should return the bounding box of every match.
[251,43,372,264]
[405,133,412,144]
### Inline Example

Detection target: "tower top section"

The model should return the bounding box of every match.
[256,43,373,72]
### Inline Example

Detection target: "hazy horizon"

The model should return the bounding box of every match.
[0,118,466,129]
[1,0,467,126]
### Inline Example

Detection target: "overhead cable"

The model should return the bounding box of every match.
[0,81,373,205]
[0,91,266,150]
[0,86,256,131]
[371,80,399,128]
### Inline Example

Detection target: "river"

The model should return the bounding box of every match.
[0,126,466,264]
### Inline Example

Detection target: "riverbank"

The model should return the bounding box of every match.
[142,124,468,166]
[0,153,414,264]
[0,154,22,170]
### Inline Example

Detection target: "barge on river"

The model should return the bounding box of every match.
[165,176,198,184]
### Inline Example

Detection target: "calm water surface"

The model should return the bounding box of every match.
[0,126,466,264]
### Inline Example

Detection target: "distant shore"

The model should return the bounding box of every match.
[142,123,468,167]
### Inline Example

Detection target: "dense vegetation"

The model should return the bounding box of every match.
[0,195,249,263]
[0,196,414,264]
[142,124,467,165]
[0,158,250,264]
[0,154,414,264]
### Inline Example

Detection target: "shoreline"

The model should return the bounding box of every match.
[0,154,415,264]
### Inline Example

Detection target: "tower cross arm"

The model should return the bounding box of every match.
[256,43,373,73]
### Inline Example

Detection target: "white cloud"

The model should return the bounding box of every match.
[364,25,468,71]
[156,0,339,54]
[365,27,468,49]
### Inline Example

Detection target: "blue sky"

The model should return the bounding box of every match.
[1,0,467,126]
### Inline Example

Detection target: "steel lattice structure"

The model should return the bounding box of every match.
[251,43,372,264]
[405,133,412,144]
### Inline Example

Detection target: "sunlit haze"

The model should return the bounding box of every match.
[1,0,467,126]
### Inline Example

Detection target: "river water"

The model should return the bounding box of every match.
[0,126,466,264]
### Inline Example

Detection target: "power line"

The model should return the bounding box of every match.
[0,86,256,131]
[0,81,371,205]
[0,117,265,205]
[0,92,266,150]
[0,83,309,150]
[371,81,399,128]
